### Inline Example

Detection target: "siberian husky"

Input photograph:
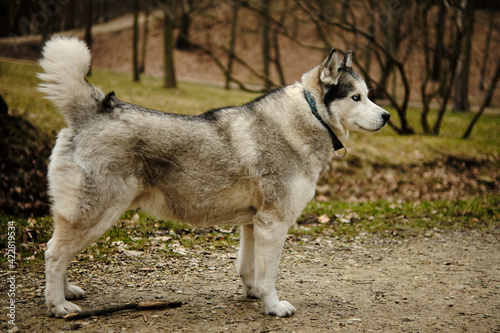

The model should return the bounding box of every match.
[38,36,390,317]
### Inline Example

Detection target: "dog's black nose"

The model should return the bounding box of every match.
[382,112,391,123]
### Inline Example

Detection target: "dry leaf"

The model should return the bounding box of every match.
[317,214,330,224]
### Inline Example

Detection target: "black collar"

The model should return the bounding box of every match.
[303,89,346,158]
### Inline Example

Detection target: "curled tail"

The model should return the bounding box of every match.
[38,36,105,126]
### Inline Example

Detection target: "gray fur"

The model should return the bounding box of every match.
[39,37,390,318]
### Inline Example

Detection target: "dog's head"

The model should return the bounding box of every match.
[302,49,390,142]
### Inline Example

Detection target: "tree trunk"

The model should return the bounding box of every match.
[314,0,335,57]
[41,12,57,44]
[432,18,463,135]
[84,0,93,76]
[0,94,8,115]
[453,0,475,112]
[272,26,285,86]
[272,0,287,86]
[103,0,109,22]
[63,0,75,31]
[163,3,177,89]
[132,0,140,82]
[431,1,447,81]
[478,10,494,92]
[175,0,193,50]
[225,0,240,90]
[420,1,436,134]
[261,0,272,90]
[140,1,150,74]
[375,0,404,99]
[0,2,10,37]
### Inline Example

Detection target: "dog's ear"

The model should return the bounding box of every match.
[340,50,352,69]
[320,48,340,85]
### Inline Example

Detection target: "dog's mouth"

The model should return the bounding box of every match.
[355,123,380,133]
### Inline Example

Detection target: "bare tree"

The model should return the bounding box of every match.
[84,0,93,76]
[272,0,287,86]
[261,0,272,90]
[431,0,447,81]
[176,0,197,50]
[462,57,500,139]
[419,1,438,134]
[132,0,140,82]
[419,0,472,134]
[162,0,178,88]
[0,94,8,115]
[478,10,494,92]
[225,0,241,90]
[453,0,475,112]
[311,0,335,57]
[431,2,466,135]
[140,0,150,74]
[64,0,76,30]
[102,0,109,22]
[371,0,408,100]
[0,2,10,37]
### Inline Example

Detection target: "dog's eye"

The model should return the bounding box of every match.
[352,94,361,102]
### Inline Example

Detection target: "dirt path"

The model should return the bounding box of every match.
[2,229,499,332]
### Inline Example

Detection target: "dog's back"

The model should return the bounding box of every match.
[38,39,325,228]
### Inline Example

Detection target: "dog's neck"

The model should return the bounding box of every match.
[300,68,348,158]
[303,89,346,157]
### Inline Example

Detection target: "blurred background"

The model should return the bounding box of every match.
[1,1,499,109]
[0,0,498,217]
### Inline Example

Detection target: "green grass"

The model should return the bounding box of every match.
[2,194,497,265]
[295,194,499,238]
[0,58,499,265]
[348,106,500,165]
[0,58,64,133]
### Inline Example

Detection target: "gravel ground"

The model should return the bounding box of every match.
[2,227,499,332]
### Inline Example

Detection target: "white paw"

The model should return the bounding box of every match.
[51,301,82,318]
[65,284,84,300]
[264,301,296,317]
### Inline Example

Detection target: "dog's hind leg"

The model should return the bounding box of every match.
[238,224,258,298]
[45,206,125,317]
[46,238,84,300]
[253,213,296,317]
[45,214,87,317]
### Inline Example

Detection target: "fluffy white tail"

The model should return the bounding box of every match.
[38,36,104,126]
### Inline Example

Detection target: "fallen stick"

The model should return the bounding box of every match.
[63,301,183,320]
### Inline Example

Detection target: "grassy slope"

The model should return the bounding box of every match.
[2,57,497,160]
[0,58,257,132]
[0,59,498,263]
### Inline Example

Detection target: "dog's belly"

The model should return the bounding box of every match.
[130,186,258,227]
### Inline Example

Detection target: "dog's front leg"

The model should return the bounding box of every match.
[252,215,296,317]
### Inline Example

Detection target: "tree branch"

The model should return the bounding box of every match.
[63,301,183,320]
